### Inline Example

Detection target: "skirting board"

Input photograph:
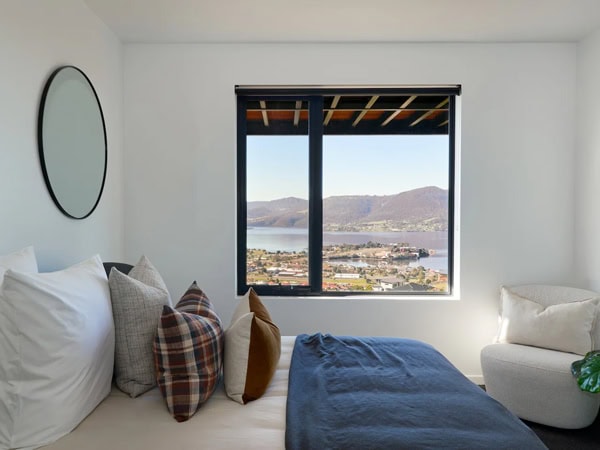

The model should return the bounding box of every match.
[468,375,485,385]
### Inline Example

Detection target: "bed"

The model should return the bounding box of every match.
[1,255,545,450]
[43,337,294,450]
[43,335,546,450]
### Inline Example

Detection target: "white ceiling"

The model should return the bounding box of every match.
[83,0,600,44]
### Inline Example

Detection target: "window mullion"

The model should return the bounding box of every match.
[308,97,323,293]
[447,95,456,296]
[236,96,248,295]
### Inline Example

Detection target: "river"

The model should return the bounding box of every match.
[247,227,449,273]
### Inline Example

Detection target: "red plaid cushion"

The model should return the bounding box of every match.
[153,282,223,422]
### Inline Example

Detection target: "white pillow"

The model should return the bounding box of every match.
[498,286,599,355]
[0,255,114,449]
[0,245,38,445]
[0,245,38,281]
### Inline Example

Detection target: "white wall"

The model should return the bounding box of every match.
[575,29,600,290]
[124,42,577,378]
[0,0,585,383]
[0,0,123,270]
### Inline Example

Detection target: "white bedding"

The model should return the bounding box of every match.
[42,336,296,450]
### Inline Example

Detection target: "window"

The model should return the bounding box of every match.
[237,85,460,296]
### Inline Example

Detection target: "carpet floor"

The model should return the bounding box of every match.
[525,413,600,450]
[478,385,599,449]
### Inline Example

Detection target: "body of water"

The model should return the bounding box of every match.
[247,227,449,273]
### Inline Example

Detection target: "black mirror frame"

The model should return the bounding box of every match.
[37,65,108,220]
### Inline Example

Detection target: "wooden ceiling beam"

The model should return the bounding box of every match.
[293,100,302,126]
[352,95,379,127]
[410,98,449,127]
[380,95,417,127]
[259,100,269,127]
[323,95,340,126]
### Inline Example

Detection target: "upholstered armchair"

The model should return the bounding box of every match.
[480,285,600,429]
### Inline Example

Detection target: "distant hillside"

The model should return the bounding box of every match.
[247,186,448,232]
[247,196,309,228]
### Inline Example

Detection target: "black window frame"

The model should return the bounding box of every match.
[236,85,460,297]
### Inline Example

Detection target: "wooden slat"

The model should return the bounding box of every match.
[352,95,379,127]
[259,100,269,127]
[324,95,340,126]
[293,100,302,126]
[381,95,417,127]
[410,98,449,127]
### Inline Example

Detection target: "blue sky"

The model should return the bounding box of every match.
[247,134,449,201]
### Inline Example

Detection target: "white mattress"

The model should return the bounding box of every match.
[42,336,296,450]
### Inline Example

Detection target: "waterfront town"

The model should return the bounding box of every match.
[246,241,448,292]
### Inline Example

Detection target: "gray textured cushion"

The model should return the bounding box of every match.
[109,256,171,397]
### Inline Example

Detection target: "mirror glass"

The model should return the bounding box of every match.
[38,66,107,219]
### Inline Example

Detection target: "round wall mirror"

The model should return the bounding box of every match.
[38,65,107,219]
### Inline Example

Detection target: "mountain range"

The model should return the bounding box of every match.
[247,186,448,232]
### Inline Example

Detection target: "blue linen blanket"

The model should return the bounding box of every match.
[285,333,547,450]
